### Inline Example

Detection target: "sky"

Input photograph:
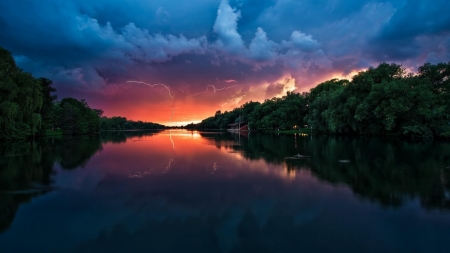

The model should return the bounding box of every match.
[1,0,450,126]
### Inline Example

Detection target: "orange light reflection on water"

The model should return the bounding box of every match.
[83,130,313,183]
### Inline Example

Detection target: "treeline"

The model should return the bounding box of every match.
[0,47,103,139]
[185,92,307,130]
[306,63,450,138]
[100,116,164,130]
[186,101,262,129]
[189,62,450,138]
[0,47,164,140]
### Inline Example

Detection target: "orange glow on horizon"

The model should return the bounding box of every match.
[92,68,368,126]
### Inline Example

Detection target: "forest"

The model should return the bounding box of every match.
[2,44,450,139]
[0,47,163,140]
[188,62,450,138]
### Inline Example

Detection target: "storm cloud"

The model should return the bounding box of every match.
[1,0,449,124]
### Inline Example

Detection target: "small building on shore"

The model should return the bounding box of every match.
[228,121,249,131]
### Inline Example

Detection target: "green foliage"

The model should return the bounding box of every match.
[306,62,450,138]
[38,78,57,133]
[188,101,262,129]
[0,47,43,140]
[55,98,102,135]
[190,93,309,131]
[0,47,116,140]
[191,61,450,139]
[2,45,449,139]
[249,92,308,130]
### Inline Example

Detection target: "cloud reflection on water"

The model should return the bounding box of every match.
[1,130,450,252]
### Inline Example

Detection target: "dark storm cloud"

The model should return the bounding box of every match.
[241,0,388,41]
[375,0,450,42]
[1,0,449,98]
[367,0,450,61]
[76,0,220,38]
[0,0,208,61]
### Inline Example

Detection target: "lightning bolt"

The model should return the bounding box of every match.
[163,158,174,173]
[170,108,175,122]
[190,85,241,97]
[127,81,173,98]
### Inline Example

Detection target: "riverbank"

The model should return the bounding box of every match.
[261,128,312,134]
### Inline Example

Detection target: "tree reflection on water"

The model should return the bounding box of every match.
[201,132,450,210]
[1,130,449,237]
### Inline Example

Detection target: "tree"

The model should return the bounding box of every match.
[38,78,57,132]
[0,47,43,140]
[56,98,101,135]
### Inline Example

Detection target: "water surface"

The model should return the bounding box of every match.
[1,130,450,253]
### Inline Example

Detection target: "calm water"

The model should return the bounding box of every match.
[1,130,450,253]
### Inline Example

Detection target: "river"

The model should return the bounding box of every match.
[1,130,449,253]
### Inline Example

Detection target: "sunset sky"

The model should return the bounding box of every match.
[1,0,450,126]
